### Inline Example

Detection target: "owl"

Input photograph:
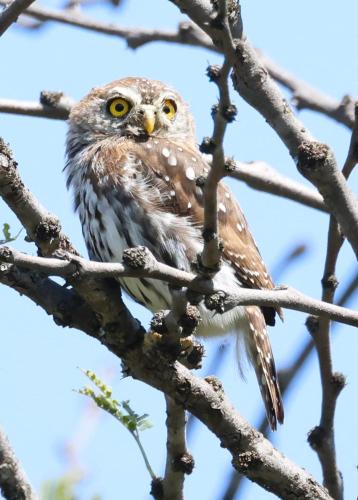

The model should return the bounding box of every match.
[65,77,284,430]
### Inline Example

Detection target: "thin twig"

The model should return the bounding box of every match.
[0,95,73,120]
[163,396,192,500]
[230,161,326,212]
[258,52,355,130]
[0,0,182,41]
[0,426,38,500]
[200,58,233,270]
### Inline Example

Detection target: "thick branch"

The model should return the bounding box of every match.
[0,426,37,500]
[0,263,100,333]
[0,143,335,499]
[0,262,334,499]
[0,0,35,36]
[0,138,77,255]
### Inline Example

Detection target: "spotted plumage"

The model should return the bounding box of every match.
[65,77,284,430]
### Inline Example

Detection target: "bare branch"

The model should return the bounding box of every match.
[0,0,187,43]
[0,92,74,120]
[200,59,233,271]
[163,396,193,500]
[307,107,358,500]
[2,246,358,328]
[0,138,77,255]
[230,160,326,212]
[342,102,358,178]
[307,219,344,499]
[258,52,355,130]
[0,426,37,500]
[0,137,336,499]
[0,0,35,36]
[222,269,358,500]
[168,0,358,259]
[0,263,100,333]
[3,0,354,131]
[198,2,237,272]
[0,261,335,499]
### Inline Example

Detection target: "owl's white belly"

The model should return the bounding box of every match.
[79,186,248,338]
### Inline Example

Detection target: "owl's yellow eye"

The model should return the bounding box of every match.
[108,97,131,117]
[162,99,177,120]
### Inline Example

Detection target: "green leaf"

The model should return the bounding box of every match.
[0,223,23,244]
[3,223,11,241]
[77,368,156,480]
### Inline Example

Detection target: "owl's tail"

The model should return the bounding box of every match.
[243,306,284,431]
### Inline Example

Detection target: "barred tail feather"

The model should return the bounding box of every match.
[244,306,284,431]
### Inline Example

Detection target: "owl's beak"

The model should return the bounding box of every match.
[142,108,156,135]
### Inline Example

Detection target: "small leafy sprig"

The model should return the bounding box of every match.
[0,223,22,244]
[78,369,156,480]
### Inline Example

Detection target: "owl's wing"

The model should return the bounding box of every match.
[124,139,280,325]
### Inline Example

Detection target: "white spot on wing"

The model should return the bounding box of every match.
[162,147,170,158]
[186,167,195,180]
[168,155,177,167]
[218,202,226,213]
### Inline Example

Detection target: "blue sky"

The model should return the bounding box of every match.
[1,1,357,499]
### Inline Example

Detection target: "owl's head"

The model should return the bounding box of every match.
[68,77,196,146]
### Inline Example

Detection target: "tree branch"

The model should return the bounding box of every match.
[222,269,358,500]
[1,246,358,328]
[0,0,187,43]
[0,426,37,500]
[0,0,35,36]
[163,396,193,500]
[0,92,74,120]
[2,0,354,131]
[0,140,335,500]
[307,100,358,500]
[0,261,335,499]
[258,52,355,130]
[0,138,77,255]
[168,0,358,259]
[230,160,326,212]
[200,58,233,271]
